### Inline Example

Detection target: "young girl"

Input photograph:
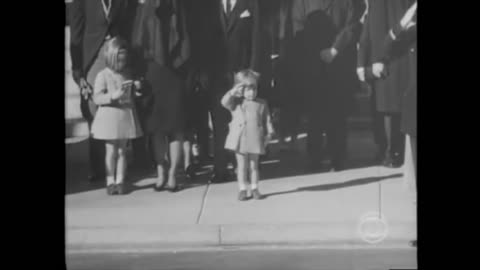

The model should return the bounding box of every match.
[90,37,143,195]
[222,69,275,201]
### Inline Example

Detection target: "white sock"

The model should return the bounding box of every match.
[106,176,115,185]
[251,183,258,190]
[116,175,124,184]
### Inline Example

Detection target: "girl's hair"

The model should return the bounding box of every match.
[234,69,260,85]
[104,37,129,72]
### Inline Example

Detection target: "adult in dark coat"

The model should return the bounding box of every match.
[132,0,190,191]
[197,0,261,183]
[291,0,364,171]
[381,2,416,174]
[69,0,137,182]
[357,0,410,167]
[356,0,388,163]
[182,0,214,168]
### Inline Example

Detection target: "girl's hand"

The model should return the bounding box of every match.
[111,88,126,100]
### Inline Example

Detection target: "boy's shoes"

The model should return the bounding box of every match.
[251,189,265,200]
[115,183,126,195]
[238,190,249,201]
[106,184,116,195]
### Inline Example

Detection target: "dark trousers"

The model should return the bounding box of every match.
[307,108,348,168]
[370,90,387,152]
[383,113,405,158]
[210,93,233,176]
[370,88,405,158]
[81,42,109,179]
[187,90,211,159]
[80,97,105,178]
[210,73,235,177]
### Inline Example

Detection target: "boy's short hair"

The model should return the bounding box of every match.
[104,36,129,72]
[234,69,260,84]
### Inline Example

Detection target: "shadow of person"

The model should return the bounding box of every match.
[264,173,403,198]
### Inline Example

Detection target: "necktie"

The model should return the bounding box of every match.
[226,0,232,17]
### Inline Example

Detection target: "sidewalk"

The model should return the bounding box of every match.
[66,131,416,253]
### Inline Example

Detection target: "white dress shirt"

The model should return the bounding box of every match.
[222,0,237,13]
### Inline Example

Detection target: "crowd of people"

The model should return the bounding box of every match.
[67,0,417,201]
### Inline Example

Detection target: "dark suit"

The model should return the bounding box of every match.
[69,0,136,178]
[197,0,261,178]
[382,21,417,173]
[291,0,364,169]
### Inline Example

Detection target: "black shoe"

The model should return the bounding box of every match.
[391,152,404,168]
[165,184,181,193]
[382,153,394,168]
[331,160,347,172]
[238,190,249,201]
[153,180,166,192]
[209,172,230,184]
[306,161,327,173]
[383,152,403,168]
[185,165,196,179]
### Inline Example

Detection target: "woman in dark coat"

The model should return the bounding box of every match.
[357,0,410,167]
[132,0,190,191]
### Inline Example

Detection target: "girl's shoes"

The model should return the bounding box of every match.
[238,190,249,201]
[165,184,180,193]
[251,189,265,200]
[154,180,166,192]
[106,183,127,195]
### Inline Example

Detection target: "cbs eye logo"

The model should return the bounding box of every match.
[358,211,389,244]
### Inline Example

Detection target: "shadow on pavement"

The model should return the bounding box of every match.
[66,130,382,195]
[263,173,403,198]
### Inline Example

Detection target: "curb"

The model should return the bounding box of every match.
[66,222,416,253]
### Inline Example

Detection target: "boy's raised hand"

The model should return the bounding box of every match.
[230,83,245,97]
